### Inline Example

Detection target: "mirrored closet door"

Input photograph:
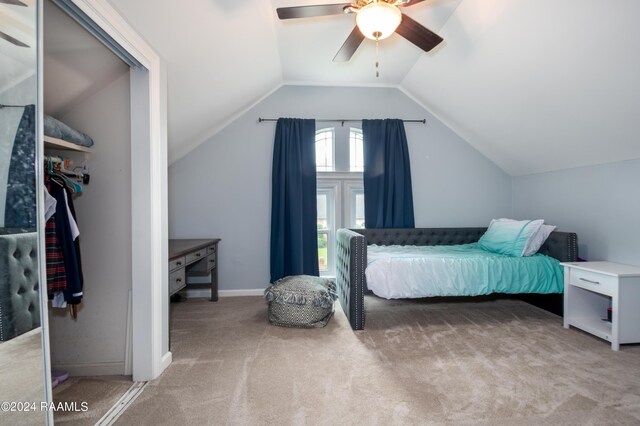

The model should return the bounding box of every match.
[0,0,51,425]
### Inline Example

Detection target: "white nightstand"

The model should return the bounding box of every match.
[561,261,640,351]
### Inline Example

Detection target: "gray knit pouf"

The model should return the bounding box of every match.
[264,275,337,328]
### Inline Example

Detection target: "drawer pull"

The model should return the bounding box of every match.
[579,277,600,285]
[176,261,182,266]
[196,253,201,257]
[176,278,182,283]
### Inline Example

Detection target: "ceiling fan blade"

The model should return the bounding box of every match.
[0,30,29,47]
[397,0,427,6]
[333,26,365,62]
[277,3,352,20]
[0,0,28,6]
[395,13,443,52]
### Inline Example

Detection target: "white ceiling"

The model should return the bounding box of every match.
[107,0,283,163]
[43,0,128,117]
[401,0,640,175]
[273,0,462,85]
[45,0,639,175]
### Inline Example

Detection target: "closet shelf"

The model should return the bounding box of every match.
[44,135,93,153]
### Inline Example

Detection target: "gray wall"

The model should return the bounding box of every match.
[47,72,132,374]
[513,159,640,267]
[169,85,512,290]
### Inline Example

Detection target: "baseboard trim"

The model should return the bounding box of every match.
[52,361,124,376]
[160,351,172,373]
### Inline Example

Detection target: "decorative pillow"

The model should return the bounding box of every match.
[486,218,556,256]
[478,219,543,256]
[523,224,556,256]
[264,275,338,328]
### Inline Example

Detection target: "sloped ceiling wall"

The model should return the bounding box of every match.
[108,0,283,162]
[43,0,129,117]
[102,0,639,174]
[401,0,640,175]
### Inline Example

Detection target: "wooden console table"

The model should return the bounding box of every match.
[169,239,220,301]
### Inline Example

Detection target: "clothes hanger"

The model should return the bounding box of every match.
[48,156,83,193]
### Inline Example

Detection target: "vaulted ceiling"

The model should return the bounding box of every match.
[105,0,640,175]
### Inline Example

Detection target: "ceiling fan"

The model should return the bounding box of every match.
[277,0,444,63]
[0,0,30,48]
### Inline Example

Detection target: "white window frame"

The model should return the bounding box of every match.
[316,182,339,276]
[344,181,365,229]
[315,127,335,172]
[317,173,363,277]
[349,128,364,172]
[315,126,365,277]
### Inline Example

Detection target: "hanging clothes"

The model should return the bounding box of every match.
[47,175,83,305]
[45,176,68,296]
[63,184,84,299]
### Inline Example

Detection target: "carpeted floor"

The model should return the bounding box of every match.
[0,329,47,426]
[116,296,640,425]
[53,375,133,425]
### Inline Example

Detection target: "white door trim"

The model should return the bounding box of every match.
[69,0,168,382]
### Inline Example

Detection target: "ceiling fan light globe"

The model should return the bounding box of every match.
[356,2,402,40]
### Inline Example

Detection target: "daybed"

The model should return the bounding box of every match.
[0,230,39,341]
[336,227,578,330]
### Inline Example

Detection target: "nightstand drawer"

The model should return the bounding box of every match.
[169,268,186,295]
[185,248,206,264]
[569,268,616,295]
[207,244,217,255]
[169,256,185,271]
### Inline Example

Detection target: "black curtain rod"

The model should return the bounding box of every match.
[258,118,426,124]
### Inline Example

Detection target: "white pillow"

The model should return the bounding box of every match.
[523,224,556,256]
[478,219,543,257]
[484,218,553,256]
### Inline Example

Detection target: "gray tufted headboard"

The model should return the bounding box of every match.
[0,230,40,341]
[335,227,578,330]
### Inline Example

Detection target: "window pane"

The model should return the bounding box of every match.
[316,128,334,171]
[317,194,328,230]
[354,192,365,228]
[349,128,364,172]
[317,189,334,275]
[317,232,328,272]
[349,187,365,229]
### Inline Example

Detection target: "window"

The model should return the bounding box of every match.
[349,186,365,229]
[316,187,336,274]
[349,128,364,172]
[315,128,334,172]
[316,126,364,276]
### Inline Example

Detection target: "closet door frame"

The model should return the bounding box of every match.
[39,0,170,383]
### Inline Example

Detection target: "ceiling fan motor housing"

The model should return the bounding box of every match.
[356,1,402,40]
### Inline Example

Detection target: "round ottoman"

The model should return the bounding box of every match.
[264,275,337,328]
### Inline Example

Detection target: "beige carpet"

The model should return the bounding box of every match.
[117,296,640,425]
[53,375,133,425]
[0,329,47,426]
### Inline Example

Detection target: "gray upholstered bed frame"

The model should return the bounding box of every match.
[0,230,40,341]
[336,227,578,330]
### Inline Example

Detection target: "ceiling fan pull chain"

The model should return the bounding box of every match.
[375,33,380,78]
